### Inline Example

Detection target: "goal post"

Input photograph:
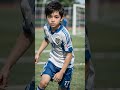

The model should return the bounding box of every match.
[72,4,85,35]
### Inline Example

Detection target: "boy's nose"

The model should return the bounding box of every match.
[51,18,55,21]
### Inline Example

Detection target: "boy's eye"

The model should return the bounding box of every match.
[55,16,60,18]
[55,16,59,18]
[47,15,60,19]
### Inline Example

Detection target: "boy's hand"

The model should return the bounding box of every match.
[35,53,40,64]
[53,71,64,82]
[0,68,10,89]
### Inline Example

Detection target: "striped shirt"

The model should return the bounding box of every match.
[44,24,74,68]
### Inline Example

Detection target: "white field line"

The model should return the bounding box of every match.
[1,51,120,64]
[0,48,83,64]
[36,62,85,66]
[36,48,85,66]
[35,48,84,53]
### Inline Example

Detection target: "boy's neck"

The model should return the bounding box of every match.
[51,24,60,32]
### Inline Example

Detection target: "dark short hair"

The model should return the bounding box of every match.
[45,1,64,18]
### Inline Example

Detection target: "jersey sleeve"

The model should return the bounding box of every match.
[43,25,49,41]
[62,33,73,53]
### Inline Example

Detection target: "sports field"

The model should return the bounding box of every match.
[35,29,85,90]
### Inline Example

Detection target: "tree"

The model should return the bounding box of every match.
[59,0,75,6]
[36,0,76,7]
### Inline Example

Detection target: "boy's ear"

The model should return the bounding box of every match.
[60,17,63,22]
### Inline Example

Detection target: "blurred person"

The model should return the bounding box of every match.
[0,0,35,89]
[85,27,95,90]
[61,12,69,30]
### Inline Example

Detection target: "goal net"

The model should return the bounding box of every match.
[72,4,85,35]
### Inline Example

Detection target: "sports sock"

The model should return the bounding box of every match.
[36,86,44,90]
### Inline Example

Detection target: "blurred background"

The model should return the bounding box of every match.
[35,0,85,32]
[86,0,120,89]
[0,0,34,90]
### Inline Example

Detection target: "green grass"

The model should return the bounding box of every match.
[35,29,85,89]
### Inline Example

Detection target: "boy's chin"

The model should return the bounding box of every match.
[50,25,60,28]
[51,26,57,28]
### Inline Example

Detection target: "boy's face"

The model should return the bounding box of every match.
[47,11,63,29]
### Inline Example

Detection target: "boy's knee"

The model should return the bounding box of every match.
[40,80,49,88]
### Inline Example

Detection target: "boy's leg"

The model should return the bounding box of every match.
[58,68,73,90]
[36,61,57,90]
[85,60,95,90]
[25,81,35,90]
[25,77,35,90]
[38,74,51,89]
[85,60,90,82]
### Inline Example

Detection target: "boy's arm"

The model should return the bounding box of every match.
[36,39,49,55]
[53,53,72,82]
[60,53,72,74]
[35,39,49,63]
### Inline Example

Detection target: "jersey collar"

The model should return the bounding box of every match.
[49,24,63,34]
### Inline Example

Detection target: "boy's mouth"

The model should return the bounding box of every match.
[50,23,55,26]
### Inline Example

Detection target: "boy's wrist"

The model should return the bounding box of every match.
[60,70,65,74]
[36,52,40,55]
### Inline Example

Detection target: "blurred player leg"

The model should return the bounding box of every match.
[85,29,95,90]
[25,81,35,90]
[21,0,35,90]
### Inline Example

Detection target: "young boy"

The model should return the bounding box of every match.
[35,1,74,90]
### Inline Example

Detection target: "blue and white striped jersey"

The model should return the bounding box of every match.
[44,24,74,68]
